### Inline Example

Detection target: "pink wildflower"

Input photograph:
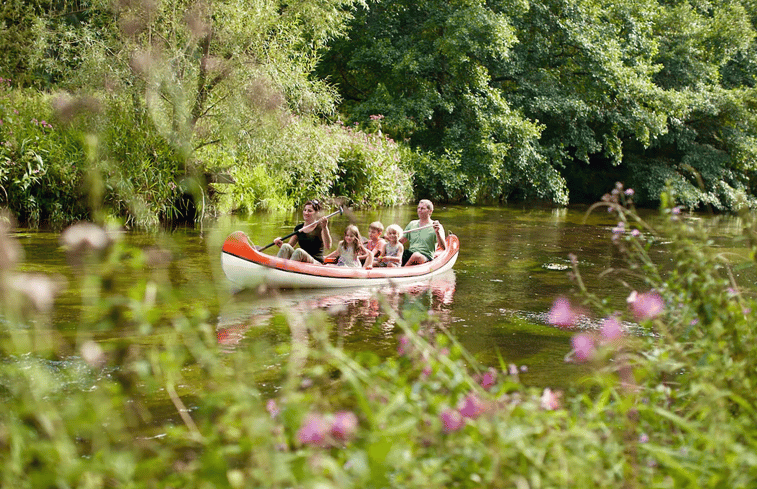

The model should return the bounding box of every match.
[571,334,596,362]
[440,408,464,433]
[297,414,329,446]
[599,317,623,341]
[458,393,486,419]
[330,411,358,441]
[266,399,279,418]
[540,388,560,410]
[478,369,497,390]
[612,222,626,234]
[397,335,411,356]
[624,188,635,196]
[422,365,432,378]
[628,290,664,320]
[548,297,577,328]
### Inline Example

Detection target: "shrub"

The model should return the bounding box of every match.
[0,83,88,229]
[220,116,412,214]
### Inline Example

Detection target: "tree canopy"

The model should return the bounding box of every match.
[3,0,757,218]
[319,0,757,208]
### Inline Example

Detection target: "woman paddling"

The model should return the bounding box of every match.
[274,199,332,263]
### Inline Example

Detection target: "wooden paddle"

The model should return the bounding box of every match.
[256,207,344,251]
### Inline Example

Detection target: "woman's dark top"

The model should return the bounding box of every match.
[294,223,325,263]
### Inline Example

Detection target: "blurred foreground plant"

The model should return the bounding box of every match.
[550,183,757,487]
[2,195,757,488]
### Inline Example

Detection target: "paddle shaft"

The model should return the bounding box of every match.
[258,207,343,251]
[403,223,437,234]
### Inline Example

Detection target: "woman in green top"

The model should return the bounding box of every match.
[400,199,446,266]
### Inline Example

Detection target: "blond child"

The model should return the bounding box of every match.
[377,224,404,267]
[325,225,374,269]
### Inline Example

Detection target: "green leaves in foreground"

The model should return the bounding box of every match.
[3,200,757,487]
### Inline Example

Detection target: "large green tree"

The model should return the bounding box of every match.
[318,0,568,204]
[321,0,757,208]
[1,0,377,226]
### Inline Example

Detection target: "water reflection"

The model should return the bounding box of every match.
[216,271,457,355]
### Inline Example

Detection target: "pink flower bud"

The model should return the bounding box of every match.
[599,317,623,341]
[571,334,596,362]
[266,399,279,418]
[540,388,560,410]
[297,414,328,446]
[548,297,577,328]
[397,335,411,356]
[330,411,358,441]
[458,394,486,419]
[628,290,664,320]
[440,408,464,433]
[478,369,497,390]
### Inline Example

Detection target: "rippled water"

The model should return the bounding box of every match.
[12,204,756,390]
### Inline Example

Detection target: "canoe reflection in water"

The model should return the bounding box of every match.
[216,271,456,351]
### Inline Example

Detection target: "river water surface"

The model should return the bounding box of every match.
[14,204,756,391]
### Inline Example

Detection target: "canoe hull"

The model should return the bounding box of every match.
[221,231,460,289]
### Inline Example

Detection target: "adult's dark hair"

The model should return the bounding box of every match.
[305,199,322,212]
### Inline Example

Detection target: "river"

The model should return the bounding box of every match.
[11,203,755,391]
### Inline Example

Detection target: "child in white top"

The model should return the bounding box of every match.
[377,224,404,267]
[325,225,374,269]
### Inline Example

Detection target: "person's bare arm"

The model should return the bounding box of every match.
[321,219,332,249]
[433,221,446,250]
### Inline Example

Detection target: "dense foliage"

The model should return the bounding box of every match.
[2,186,757,487]
[0,0,412,229]
[4,0,757,225]
[319,0,757,209]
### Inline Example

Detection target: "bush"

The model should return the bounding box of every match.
[0,83,88,229]
[219,116,413,214]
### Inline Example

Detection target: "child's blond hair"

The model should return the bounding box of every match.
[385,224,404,240]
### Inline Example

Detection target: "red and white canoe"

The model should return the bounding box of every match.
[221,231,460,289]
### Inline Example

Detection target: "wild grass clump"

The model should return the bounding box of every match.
[2,184,757,488]
[0,84,190,229]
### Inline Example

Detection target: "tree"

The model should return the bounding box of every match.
[1,0,367,226]
[318,0,568,204]
[322,0,757,209]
